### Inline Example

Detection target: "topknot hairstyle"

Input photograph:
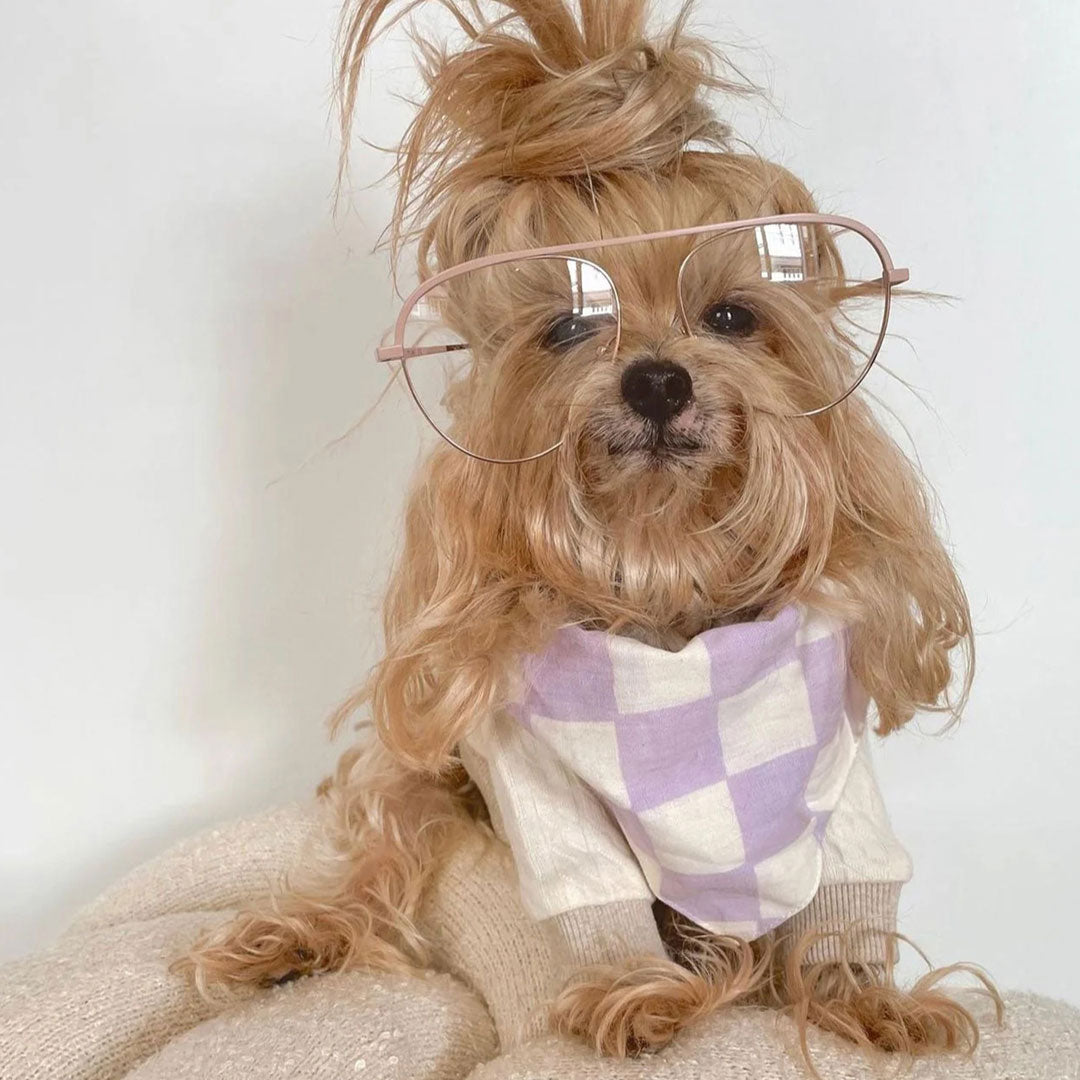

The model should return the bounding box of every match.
[337,0,754,256]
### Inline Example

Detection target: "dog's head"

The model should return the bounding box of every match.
[339,0,971,767]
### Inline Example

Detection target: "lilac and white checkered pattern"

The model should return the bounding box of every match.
[507,605,866,939]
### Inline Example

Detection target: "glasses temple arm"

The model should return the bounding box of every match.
[376,342,470,363]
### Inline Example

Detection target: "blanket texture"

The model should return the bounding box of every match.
[2,801,1077,1080]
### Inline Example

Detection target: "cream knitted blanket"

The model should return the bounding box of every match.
[1,802,1076,1080]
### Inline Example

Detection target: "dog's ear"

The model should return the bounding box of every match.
[727,156,974,733]
[823,400,972,734]
[739,163,973,733]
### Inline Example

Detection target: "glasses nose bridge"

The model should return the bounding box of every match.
[609,299,691,363]
[581,234,696,350]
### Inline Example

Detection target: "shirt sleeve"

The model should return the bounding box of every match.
[779,731,913,966]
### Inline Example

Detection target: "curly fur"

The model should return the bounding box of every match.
[767,929,1003,1076]
[552,935,769,1056]
[176,741,480,998]
[179,0,990,1069]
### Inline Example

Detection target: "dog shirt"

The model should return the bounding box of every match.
[464,603,912,943]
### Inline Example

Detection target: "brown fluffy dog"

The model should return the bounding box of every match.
[182,0,998,1065]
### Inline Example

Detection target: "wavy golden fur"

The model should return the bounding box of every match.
[180,0,996,1067]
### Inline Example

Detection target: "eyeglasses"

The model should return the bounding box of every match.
[376,213,908,464]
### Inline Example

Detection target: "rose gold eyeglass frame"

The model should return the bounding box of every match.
[375,212,909,465]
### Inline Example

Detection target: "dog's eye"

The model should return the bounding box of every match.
[701,302,757,337]
[541,313,616,352]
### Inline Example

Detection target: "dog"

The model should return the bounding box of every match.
[182,0,998,1063]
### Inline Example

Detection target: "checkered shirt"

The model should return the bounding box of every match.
[506,604,865,940]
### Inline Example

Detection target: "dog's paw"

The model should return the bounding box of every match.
[792,962,1002,1057]
[549,956,732,1057]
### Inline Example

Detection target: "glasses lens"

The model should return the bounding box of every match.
[679,222,889,414]
[401,256,618,462]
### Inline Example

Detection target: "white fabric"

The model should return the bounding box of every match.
[465,725,911,928]
[467,709,654,917]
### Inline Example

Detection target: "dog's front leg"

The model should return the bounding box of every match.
[771,889,1000,1059]
[775,948,999,1059]
[461,726,771,1055]
[552,953,720,1056]
[545,905,763,1056]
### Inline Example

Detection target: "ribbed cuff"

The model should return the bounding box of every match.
[778,881,903,967]
[541,899,666,973]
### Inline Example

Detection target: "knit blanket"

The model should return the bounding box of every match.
[1,802,1076,1080]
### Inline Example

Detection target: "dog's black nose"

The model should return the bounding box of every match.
[620,359,693,424]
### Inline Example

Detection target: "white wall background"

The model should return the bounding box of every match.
[2,0,1078,1007]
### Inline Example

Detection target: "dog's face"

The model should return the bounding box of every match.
[417,159,866,631]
